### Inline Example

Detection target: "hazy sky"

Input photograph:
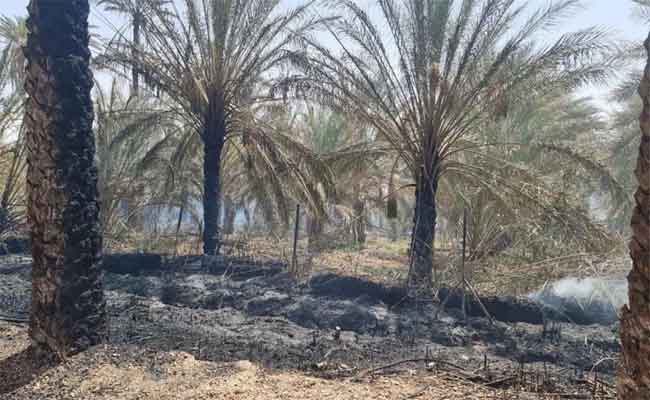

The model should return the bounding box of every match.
[3,0,645,42]
[2,0,648,106]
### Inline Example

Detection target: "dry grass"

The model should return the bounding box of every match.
[105,231,629,298]
[230,234,628,297]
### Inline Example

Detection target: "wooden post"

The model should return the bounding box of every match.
[461,207,467,321]
[291,204,300,278]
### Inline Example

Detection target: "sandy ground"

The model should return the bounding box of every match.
[0,321,572,400]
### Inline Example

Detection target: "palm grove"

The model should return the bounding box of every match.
[5,0,648,392]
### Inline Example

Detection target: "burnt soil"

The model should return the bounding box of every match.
[0,254,621,396]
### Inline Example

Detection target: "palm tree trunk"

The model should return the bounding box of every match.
[407,169,437,295]
[202,107,225,255]
[619,32,650,399]
[24,0,105,357]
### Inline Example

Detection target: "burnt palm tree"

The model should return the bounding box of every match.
[619,30,650,400]
[104,0,322,255]
[296,0,613,295]
[24,0,105,357]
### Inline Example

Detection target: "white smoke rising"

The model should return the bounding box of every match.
[547,277,628,310]
[529,276,629,324]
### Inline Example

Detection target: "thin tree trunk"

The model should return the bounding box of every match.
[390,218,398,242]
[352,182,366,246]
[173,191,186,255]
[353,199,366,245]
[131,8,140,97]
[307,214,322,253]
[407,169,437,296]
[223,195,236,235]
[619,32,650,399]
[24,0,105,358]
[202,104,225,255]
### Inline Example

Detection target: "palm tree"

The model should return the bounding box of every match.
[619,29,650,400]
[296,0,613,295]
[291,106,392,250]
[96,0,169,96]
[0,16,27,88]
[93,79,176,243]
[0,17,28,237]
[139,101,338,252]
[607,1,650,233]
[24,0,105,357]
[104,0,321,255]
[609,97,641,232]
[438,92,621,263]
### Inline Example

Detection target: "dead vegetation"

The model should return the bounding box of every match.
[0,320,614,400]
[0,250,623,399]
[0,0,644,397]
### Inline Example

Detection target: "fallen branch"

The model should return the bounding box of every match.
[484,375,516,388]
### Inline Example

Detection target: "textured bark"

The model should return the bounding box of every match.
[24,0,106,358]
[619,32,650,399]
[202,103,226,255]
[407,169,437,296]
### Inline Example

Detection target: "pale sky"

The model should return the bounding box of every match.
[2,0,648,107]
[2,0,645,42]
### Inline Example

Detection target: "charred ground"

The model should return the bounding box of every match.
[0,253,621,398]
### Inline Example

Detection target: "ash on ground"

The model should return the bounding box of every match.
[0,254,622,395]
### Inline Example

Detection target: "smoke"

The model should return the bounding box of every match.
[549,277,628,309]
[530,277,628,325]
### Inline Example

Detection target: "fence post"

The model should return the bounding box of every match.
[291,204,300,278]
[461,207,467,321]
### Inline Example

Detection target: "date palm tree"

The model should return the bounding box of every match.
[439,92,621,263]
[296,0,613,295]
[104,0,322,255]
[0,17,28,237]
[618,17,650,399]
[96,0,170,96]
[94,79,176,243]
[24,0,105,357]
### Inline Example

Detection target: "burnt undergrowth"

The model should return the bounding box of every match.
[0,253,622,392]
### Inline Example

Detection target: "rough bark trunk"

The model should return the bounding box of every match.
[24,0,106,358]
[407,169,437,296]
[202,105,225,255]
[619,32,650,399]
